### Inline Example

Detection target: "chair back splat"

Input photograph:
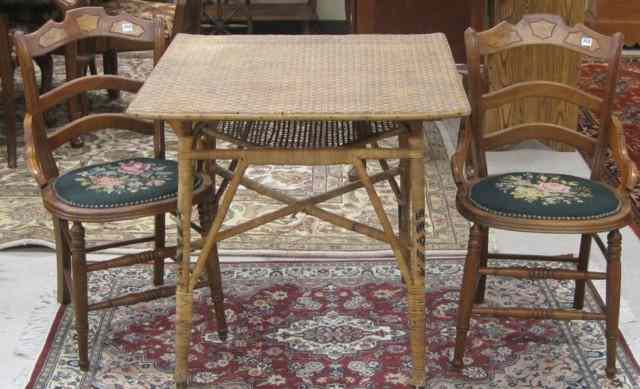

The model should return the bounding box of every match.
[14,6,167,187]
[465,14,623,183]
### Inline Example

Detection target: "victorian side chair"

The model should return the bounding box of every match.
[14,7,226,370]
[451,14,637,378]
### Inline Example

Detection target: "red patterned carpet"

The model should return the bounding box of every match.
[27,260,639,388]
[578,57,640,232]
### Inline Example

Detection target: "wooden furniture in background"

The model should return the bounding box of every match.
[486,0,586,151]
[452,14,636,378]
[348,0,483,63]
[215,0,319,33]
[52,0,201,92]
[0,14,55,168]
[586,0,640,46]
[127,33,470,389]
[14,7,226,371]
[0,15,17,168]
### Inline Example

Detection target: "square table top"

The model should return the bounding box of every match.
[127,33,470,122]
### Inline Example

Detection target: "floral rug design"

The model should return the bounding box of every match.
[578,57,640,231]
[27,260,640,388]
[0,54,468,254]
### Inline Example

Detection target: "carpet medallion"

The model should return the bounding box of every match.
[28,260,640,388]
[0,54,468,254]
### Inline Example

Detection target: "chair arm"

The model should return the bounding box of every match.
[451,118,473,192]
[23,114,53,187]
[609,115,639,191]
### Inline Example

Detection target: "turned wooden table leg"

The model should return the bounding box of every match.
[408,121,427,388]
[175,131,195,389]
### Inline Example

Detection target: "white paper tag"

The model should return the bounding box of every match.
[122,22,133,33]
[581,36,593,48]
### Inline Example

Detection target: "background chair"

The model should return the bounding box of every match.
[451,14,637,378]
[14,7,226,370]
[0,14,54,168]
[52,0,201,94]
[0,14,17,168]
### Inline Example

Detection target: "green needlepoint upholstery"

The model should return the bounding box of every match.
[469,172,620,220]
[53,158,202,209]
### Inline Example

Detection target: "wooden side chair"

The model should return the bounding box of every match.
[451,14,637,378]
[14,7,227,371]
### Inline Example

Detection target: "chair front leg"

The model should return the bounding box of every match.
[70,221,89,371]
[606,229,622,378]
[474,227,489,304]
[452,224,484,368]
[53,218,71,305]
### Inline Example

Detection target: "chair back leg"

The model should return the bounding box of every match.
[198,195,228,340]
[573,233,593,309]
[474,227,489,304]
[154,214,166,286]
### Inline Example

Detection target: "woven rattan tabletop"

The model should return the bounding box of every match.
[127,33,470,122]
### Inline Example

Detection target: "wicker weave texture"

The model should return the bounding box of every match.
[207,120,400,148]
[127,34,470,121]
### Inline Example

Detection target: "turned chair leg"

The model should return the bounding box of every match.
[53,218,71,305]
[1,69,16,168]
[574,234,592,309]
[474,227,489,304]
[35,55,54,94]
[70,222,90,371]
[452,224,484,368]
[153,214,166,286]
[102,50,120,100]
[606,230,622,378]
[198,195,228,341]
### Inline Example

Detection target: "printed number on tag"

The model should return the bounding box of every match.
[122,22,133,33]
[581,37,593,48]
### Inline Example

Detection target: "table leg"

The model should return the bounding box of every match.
[408,122,427,388]
[176,133,195,389]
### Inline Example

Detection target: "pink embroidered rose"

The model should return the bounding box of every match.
[118,161,151,175]
[94,176,123,189]
[537,182,571,193]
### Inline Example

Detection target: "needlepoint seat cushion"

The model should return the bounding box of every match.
[52,158,202,209]
[469,172,621,220]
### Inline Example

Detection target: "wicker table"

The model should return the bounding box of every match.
[127,33,470,388]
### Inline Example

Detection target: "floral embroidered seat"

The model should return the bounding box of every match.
[468,172,621,221]
[53,158,202,209]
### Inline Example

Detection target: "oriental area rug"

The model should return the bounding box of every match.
[0,54,468,255]
[578,57,640,232]
[27,260,640,388]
